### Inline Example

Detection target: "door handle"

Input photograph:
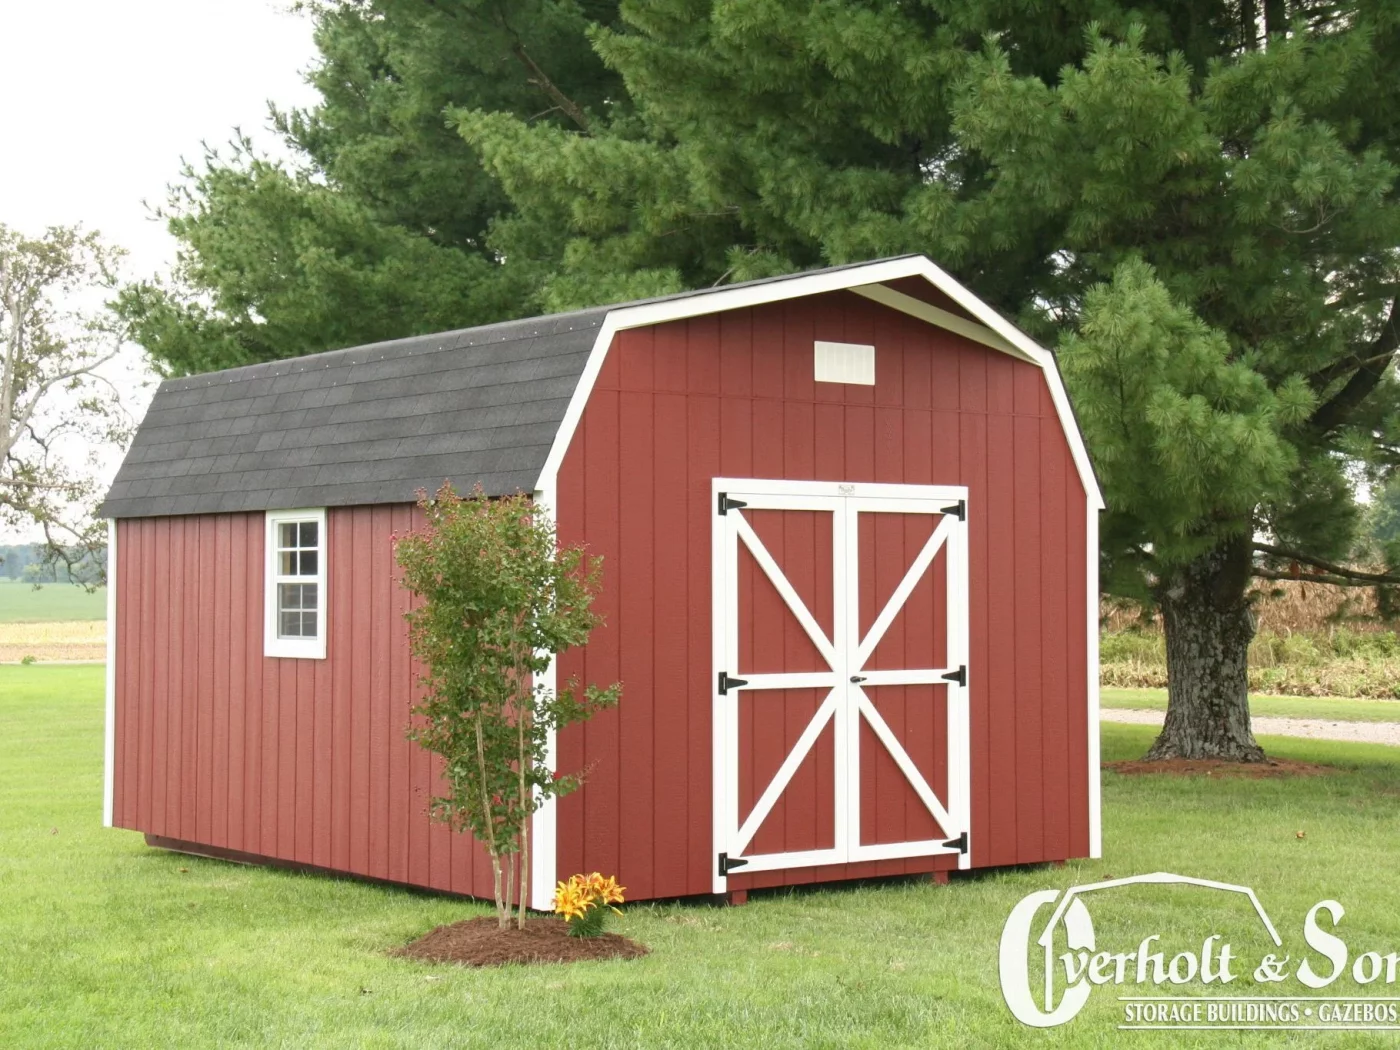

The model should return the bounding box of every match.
[849,676,867,684]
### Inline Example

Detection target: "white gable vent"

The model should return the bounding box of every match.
[814,340,875,385]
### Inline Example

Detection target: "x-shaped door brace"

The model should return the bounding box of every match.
[730,511,958,857]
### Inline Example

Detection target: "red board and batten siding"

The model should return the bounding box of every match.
[551,289,1090,899]
[110,506,502,899]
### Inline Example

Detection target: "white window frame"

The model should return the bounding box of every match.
[264,508,328,659]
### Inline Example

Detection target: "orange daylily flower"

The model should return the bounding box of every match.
[552,872,627,923]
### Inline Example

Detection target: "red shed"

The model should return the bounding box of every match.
[100,255,1103,907]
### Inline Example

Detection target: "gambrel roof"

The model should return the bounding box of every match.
[99,309,610,518]
[100,255,1103,518]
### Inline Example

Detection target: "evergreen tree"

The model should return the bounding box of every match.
[1366,477,1400,547]
[461,0,1400,760]
[120,0,624,375]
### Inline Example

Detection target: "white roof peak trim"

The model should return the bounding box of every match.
[849,283,1035,364]
[604,256,931,335]
[534,255,1104,510]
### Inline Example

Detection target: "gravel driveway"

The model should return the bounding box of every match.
[1101,707,1400,748]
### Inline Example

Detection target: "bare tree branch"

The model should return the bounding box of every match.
[1253,541,1400,585]
[1252,568,1387,587]
[0,224,130,577]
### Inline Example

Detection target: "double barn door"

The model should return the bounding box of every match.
[712,479,971,890]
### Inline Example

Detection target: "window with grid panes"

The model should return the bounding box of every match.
[264,509,327,658]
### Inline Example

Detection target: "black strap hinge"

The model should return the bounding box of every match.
[718,493,748,515]
[718,852,750,876]
[942,831,968,854]
[941,665,966,687]
[717,671,749,695]
[940,499,966,521]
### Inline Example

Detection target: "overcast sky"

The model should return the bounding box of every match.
[1,1,321,542]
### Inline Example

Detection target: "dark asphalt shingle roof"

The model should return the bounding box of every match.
[98,308,609,518]
[99,256,928,519]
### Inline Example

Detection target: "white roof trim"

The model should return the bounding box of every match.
[537,315,622,486]
[849,283,1035,363]
[604,256,931,335]
[535,256,1104,510]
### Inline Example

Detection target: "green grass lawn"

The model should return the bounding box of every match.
[3,665,1399,1048]
[0,579,106,622]
[1103,686,1400,723]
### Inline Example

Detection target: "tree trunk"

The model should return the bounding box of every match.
[1146,537,1265,762]
[516,675,530,930]
[1241,0,1258,50]
[518,825,529,930]
[490,852,507,927]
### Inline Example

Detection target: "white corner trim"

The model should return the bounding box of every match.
[849,283,1033,363]
[103,518,117,828]
[533,255,1104,512]
[1087,504,1102,859]
[263,508,328,660]
[529,479,560,912]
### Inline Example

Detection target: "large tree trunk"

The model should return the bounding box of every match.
[1146,537,1265,762]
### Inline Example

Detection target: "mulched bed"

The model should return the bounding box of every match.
[391,916,649,968]
[1106,757,1337,779]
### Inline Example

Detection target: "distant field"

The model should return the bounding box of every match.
[1102,686,1400,723]
[0,621,105,663]
[0,581,106,623]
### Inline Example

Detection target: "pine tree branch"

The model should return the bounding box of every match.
[0,478,70,489]
[1307,347,1400,392]
[510,43,591,135]
[1271,205,1335,234]
[1253,541,1400,585]
[420,0,592,134]
[1308,295,1400,435]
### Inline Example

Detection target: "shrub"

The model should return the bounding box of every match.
[395,484,621,929]
[1099,630,1163,665]
[1101,626,1400,698]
